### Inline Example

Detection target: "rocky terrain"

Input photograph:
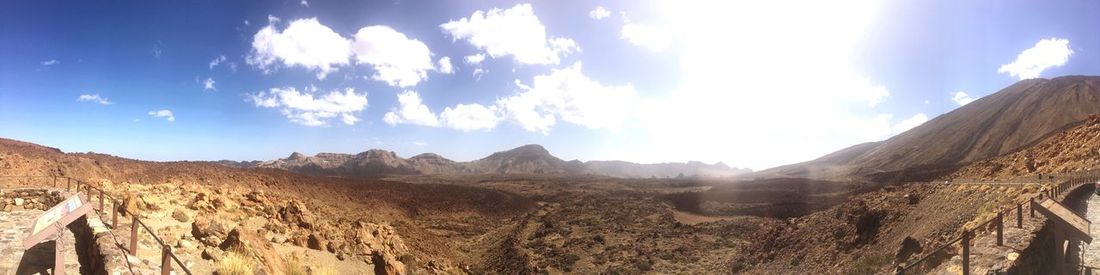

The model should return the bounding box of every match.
[225,144,751,179]
[0,138,764,274]
[948,113,1100,180]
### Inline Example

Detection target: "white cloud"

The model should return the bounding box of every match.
[152,41,163,59]
[589,6,611,20]
[248,86,368,127]
[952,91,974,106]
[472,68,486,80]
[148,109,175,122]
[383,90,440,127]
[998,38,1073,80]
[437,56,454,74]
[441,3,579,65]
[247,18,352,79]
[300,0,309,7]
[413,141,427,146]
[464,54,485,65]
[621,23,673,52]
[351,26,436,87]
[41,59,60,66]
[202,77,216,91]
[892,113,928,134]
[208,55,227,69]
[76,94,112,105]
[441,103,501,131]
[498,62,638,133]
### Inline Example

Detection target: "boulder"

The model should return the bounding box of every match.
[904,194,919,205]
[372,250,408,275]
[307,233,328,251]
[13,198,24,206]
[279,201,314,229]
[172,209,191,222]
[121,191,140,216]
[191,216,229,246]
[212,197,237,211]
[219,226,288,275]
[894,236,922,264]
[201,247,224,262]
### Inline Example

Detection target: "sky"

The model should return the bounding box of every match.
[1,0,1098,170]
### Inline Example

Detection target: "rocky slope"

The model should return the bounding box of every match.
[948,113,1100,180]
[235,144,750,178]
[758,76,1100,180]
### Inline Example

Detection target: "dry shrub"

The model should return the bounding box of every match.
[310,266,338,275]
[284,253,307,275]
[217,249,255,275]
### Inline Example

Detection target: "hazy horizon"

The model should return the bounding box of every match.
[2,0,1099,170]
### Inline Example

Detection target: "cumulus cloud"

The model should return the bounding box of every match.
[441,3,579,65]
[621,23,673,52]
[148,109,175,122]
[208,55,227,69]
[498,62,638,133]
[351,26,436,87]
[41,59,60,66]
[892,113,928,134]
[437,56,454,74]
[589,6,611,20]
[952,91,974,106]
[300,0,308,7]
[77,94,112,105]
[998,38,1073,80]
[441,103,501,131]
[383,90,440,127]
[202,77,216,91]
[464,54,487,79]
[247,18,352,79]
[246,18,440,86]
[464,54,485,65]
[249,86,368,126]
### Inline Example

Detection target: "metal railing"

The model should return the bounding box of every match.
[896,172,1100,275]
[0,175,192,275]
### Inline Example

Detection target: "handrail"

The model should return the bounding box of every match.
[0,175,193,275]
[897,171,1100,274]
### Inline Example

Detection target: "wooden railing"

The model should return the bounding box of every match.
[0,175,192,275]
[896,172,1100,275]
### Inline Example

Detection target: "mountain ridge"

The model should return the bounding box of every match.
[222,144,751,178]
[754,75,1100,181]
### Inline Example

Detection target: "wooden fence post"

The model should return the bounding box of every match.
[996,212,1004,246]
[98,189,104,213]
[66,177,70,191]
[112,201,119,228]
[130,214,139,256]
[962,229,971,275]
[161,246,173,275]
[1017,203,1023,228]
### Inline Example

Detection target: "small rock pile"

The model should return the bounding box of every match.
[0,189,63,212]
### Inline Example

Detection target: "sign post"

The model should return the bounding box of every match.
[23,194,94,275]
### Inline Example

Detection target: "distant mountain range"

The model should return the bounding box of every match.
[216,144,750,178]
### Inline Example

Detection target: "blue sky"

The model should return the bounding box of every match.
[1,0,1097,170]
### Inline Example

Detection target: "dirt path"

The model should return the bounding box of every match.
[670,209,739,225]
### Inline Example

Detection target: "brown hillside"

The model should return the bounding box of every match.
[759,76,1100,180]
[949,113,1100,180]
